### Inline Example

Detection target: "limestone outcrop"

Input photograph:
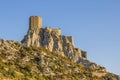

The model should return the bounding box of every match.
[22,16,87,63]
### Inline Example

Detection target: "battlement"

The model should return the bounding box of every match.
[29,16,42,30]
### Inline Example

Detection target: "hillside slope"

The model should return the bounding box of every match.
[0,39,119,80]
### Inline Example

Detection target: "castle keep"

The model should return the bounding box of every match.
[29,16,42,30]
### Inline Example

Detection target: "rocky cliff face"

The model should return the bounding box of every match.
[22,16,87,63]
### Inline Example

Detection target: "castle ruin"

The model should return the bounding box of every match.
[29,16,42,30]
[22,16,87,63]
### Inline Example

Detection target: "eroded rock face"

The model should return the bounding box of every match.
[22,16,87,63]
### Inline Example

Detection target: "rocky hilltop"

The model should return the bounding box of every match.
[0,16,119,80]
[22,16,87,63]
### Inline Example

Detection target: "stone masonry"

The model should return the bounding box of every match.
[29,16,42,30]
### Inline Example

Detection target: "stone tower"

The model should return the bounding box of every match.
[29,16,42,30]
